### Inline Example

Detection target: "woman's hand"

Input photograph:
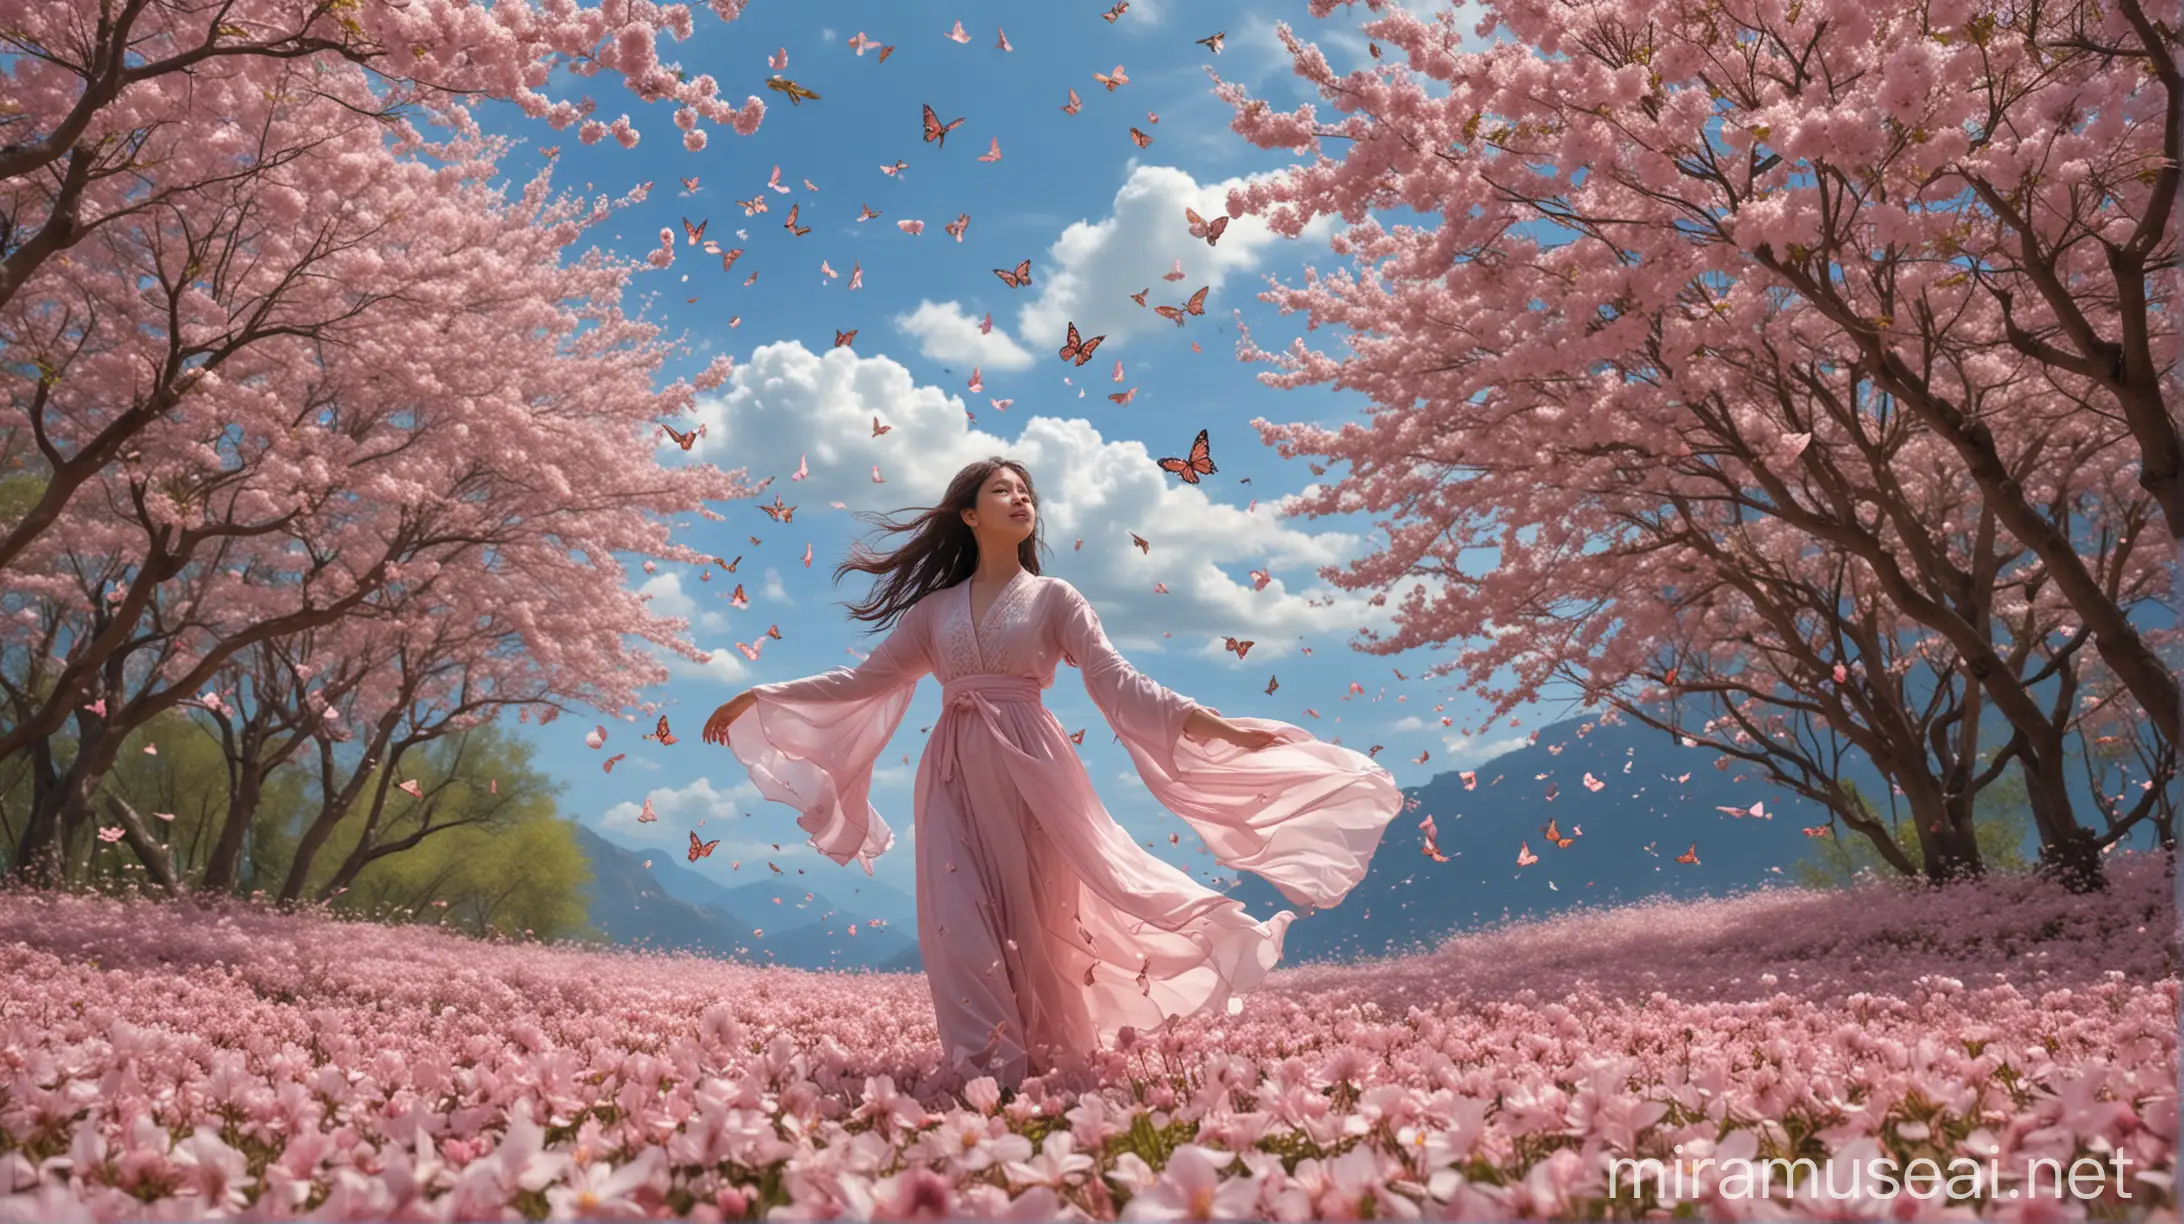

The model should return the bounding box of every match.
[702,690,757,746]
[1186,707,1278,751]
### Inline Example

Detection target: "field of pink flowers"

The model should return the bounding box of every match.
[1,855,2175,1222]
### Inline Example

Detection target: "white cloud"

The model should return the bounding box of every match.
[1439,733,1530,769]
[687,341,1381,655]
[760,567,788,601]
[599,776,762,846]
[663,646,750,688]
[893,299,1035,370]
[638,572,695,619]
[1391,715,1425,731]
[1014,164,1336,351]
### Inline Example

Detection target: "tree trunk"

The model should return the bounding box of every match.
[102,795,183,896]
[2035,826,2109,895]
[198,743,270,895]
[11,735,66,886]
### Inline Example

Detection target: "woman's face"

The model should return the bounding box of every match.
[965,466,1036,546]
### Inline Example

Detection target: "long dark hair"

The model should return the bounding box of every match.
[834,457,1048,630]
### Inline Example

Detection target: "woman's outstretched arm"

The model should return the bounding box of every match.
[703,602,931,745]
[1051,580,1272,767]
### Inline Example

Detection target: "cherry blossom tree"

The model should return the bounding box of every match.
[1212,0,2182,759]
[1,113,762,886]
[0,0,766,310]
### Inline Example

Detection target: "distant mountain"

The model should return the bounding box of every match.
[571,823,915,971]
[1221,709,1895,965]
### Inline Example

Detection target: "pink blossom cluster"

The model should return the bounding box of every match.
[0,856,2172,1221]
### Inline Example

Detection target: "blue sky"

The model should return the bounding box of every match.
[479,1,1542,905]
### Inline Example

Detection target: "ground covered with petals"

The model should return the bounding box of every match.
[1,857,2175,1221]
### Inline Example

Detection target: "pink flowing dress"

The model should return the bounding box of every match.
[725,569,1400,1088]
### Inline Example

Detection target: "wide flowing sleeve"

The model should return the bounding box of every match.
[1051,579,1401,912]
[725,599,931,875]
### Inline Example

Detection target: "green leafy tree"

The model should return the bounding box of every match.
[298,723,592,941]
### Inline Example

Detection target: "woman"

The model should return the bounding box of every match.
[702,457,1399,1092]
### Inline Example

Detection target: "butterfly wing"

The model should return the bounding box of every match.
[1188,428,1216,475]
[921,103,940,142]
[1058,322,1082,362]
[1205,216,1229,244]
[1186,285,1208,314]
[1153,305,1181,324]
[1071,332,1105,365]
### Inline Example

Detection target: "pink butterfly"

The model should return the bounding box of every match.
[736,640,764,661]
[896,219,924,235]
[1111,358,1125,383]
[871,464,886,483]
[820,260,837,279]
[945,19,970,42]
[1162,258,1186,281]
[637,797,658,822]
[602,752,626,773]
[978,137,1003,163]
[979,311,993,335]
[803,541,813,568]
[791,453,809,480]
[766,164,790,194]
[585,724,607,749]
[848,262,864,290]
[995,26,1012,50]
[1248,568,1270,590]
[397,778,424,798]
[989,397,1013,411]
[945,213,970,242]
[768,47,787,69]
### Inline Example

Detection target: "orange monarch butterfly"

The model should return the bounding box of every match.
[1103,2,1129,21]
[764,77,820,104]
[1108,387,1136,405]
[720,554,741,572]
[1155,428,1216,483]
[681,175,701,191]
[736,194,767,215]
[858,203,881,220]
[1225,637,1253,658]
[1058,321,1105,365]
[1129,287,1148,306]
[1155,288,1207,325]
[1069,728,1086,744]
[681,216,708,244]
[1675,841,1700,864]
[922,103,965,148]
[945,212,970,241]
[689,831,721,861]
[1196,31,1225,53]
[1128,127,1153,147]
[993,259,1031,288]
[661,423,698,451]
[877,44,894,62]
[1265,675,1278,694]
[760,496,795,522]
[730,582,747,604]
[834,328,857,347]
[765,624,783,640]
[718,248,743,273]
[872,416,892,436]
[783,203,809,236]
[1129,531,1149,552]
[1185,207,1229,245]
[1061,87,1082,115]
